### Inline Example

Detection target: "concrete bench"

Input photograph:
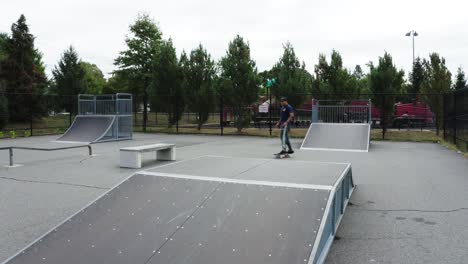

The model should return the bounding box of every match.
[120,143,176,169]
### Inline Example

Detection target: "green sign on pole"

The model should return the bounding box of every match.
[266,78,276,88]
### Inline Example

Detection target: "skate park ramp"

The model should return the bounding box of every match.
[56,115,115,143]
[2,156,354,264]
[301,123,371,152]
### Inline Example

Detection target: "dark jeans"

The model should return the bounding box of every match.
[280,124,292,151]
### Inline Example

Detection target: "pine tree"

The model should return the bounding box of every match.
[217,35,260,132]
[51,46,86,115]
[312,50,360,100]
[1,15,48,121]
[271,42,312,107]
[150,39,184,127]
[453,67,466,90]
[368,52,405,130]
[421,53,452,135]
[0,33,9,128]
[409,57,424,98]
[180,44,216,130]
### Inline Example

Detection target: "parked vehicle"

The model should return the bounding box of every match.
[393,102,434,127]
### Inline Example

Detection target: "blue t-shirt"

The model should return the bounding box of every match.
[280,105,294,123]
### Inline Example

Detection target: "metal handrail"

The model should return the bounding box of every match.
[1,145,92,167]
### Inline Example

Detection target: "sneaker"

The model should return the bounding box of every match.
[276,150,287,155]
[287,150,294,154]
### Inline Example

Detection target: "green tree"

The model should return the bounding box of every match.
[51,46,86,117]
[312,50,360,100]
[217,35,260,132]
[409,57,424,99]
[271,42,312,107]
[351,65,371,96]
[420,53,452,135]
[104,72,131,94]
[453,67,466,90]
[1,15,48,121]
[150,39,184,127]
[0,34,10,128]
[114,14,162,132]
[180,45,216,130]
[353,65,364,79]
[0,33,9,63]
[368,52,405,129]
[80,62,106,94]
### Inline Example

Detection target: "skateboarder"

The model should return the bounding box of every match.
[275,97,294,156]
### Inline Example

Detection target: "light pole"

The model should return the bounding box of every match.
[405,30,418,64]
[266,78,276,136]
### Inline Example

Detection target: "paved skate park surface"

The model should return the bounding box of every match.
[1,133,468,263]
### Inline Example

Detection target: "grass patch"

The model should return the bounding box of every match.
[439,139,468,158]
[4,115,72,130]
[0,127,67,139]
[136,126,310,138]
[144,126,442,143]
[370,130,440,143]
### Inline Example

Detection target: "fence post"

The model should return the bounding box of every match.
[368,99,371,124]
[311,99,319,123]
[220,96,224,136]
[69,95,73,126]
[269,89,272,136]
[175,95,179,134]
[29,101,33,137]
[381,94,386,140]
[8,148,13,167]
[453,92,457,145]
[93,95,96,115]
[443,94,447,140]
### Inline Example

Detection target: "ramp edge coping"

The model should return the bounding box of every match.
[300,147,369,153]
[308,163,354,264]
[137,171,333,191]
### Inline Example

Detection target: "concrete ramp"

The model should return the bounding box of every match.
[2,156,354,264]
[301,123,370,152]
[56,115,115,143]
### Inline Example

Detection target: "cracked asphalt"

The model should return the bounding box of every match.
[1,133,467,263]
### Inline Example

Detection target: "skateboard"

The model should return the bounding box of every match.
[274,153,291,159]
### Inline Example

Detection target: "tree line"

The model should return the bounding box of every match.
[0,14,466,132]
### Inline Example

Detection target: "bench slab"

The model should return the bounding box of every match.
[120,144,176,168]
[120,143,175,152]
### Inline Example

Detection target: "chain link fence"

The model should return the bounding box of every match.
[0,92,453,142]
[444,87,468,151]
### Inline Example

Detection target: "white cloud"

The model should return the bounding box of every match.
[1,0,467,78]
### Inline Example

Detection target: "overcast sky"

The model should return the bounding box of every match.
[1,0,467,79]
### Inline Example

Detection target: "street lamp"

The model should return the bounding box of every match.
[405,30,418,64]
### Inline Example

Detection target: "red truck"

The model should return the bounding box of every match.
[393,101,434,127]
[351,100,434,127]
